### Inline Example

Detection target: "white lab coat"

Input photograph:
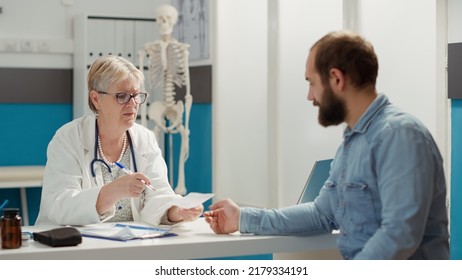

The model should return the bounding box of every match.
[35,115,180,226]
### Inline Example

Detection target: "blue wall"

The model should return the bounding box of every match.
[451,100,462,259]
[0,104,72,224]
[0,103,212,225]
[165,104,213,210]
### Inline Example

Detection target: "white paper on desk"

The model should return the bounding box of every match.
[170,192,215,208]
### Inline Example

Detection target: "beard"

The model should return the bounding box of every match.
[316,83,347,127]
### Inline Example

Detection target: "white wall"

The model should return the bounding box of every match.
[213,0,448,208]
[276,0,344,207]
[0,0,167,68]
[213,0,344,208]
[360,0,446,147]
[448,0,462,44]
[359,0,449,182]
[213,0,271,207]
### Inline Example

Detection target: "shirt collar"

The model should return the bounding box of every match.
[344,93,390,137]
[82,114,96,152]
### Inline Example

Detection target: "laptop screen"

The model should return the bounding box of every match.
[297,159,333,204]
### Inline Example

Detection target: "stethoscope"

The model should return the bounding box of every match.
[90,120,138,177]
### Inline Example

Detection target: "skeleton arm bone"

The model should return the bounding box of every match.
[138,49,148,127]
[182,47,192,138]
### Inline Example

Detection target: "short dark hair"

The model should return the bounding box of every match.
[311,31,378,89]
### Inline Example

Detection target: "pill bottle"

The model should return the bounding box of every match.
[1,208,22,249]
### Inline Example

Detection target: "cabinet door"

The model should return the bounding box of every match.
[87,19,116,65]
[115,20,135,64]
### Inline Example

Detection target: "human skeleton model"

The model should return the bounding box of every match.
[138,4,191,195]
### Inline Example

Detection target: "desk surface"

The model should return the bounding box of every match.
[0,218,337,260]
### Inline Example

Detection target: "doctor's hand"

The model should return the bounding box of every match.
[203,199,240,234]
[113,172,151,198]
[168,205,204,223]
[96,172,151,215]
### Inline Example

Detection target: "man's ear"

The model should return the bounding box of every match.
[329,68,345,91]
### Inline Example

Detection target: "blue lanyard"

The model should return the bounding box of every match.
[90,121,137,177]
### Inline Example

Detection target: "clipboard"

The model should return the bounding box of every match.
[79,223,176,241]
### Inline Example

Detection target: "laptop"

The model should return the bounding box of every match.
[297,159,333,204]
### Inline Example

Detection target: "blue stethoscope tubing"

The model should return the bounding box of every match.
[90,120,138,177]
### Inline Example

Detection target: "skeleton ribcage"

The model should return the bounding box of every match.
[143,42,188,107]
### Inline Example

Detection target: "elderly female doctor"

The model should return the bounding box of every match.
[36,55,202,226]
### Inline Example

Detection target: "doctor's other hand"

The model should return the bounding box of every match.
[96,172,151,215]
[99,172,150,203]
[168,205,204,223]
[114,172,151,197]
[203,199,240,234]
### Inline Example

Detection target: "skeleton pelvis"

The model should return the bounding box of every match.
[148,100,185,131]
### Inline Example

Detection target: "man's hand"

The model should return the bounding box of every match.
[203,199,240,234]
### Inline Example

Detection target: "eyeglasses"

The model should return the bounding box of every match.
[98,91,148,104]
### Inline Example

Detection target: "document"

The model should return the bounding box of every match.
[170,192,215,208]
[79,223,174,241]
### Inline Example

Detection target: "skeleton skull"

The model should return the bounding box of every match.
[155,4,178,36]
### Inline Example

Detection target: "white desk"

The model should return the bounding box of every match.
[0,218,338,260]
[0,166,45,226]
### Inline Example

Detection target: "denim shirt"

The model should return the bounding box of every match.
[240,94,449,259]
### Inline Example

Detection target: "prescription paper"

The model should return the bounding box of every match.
[170,192,215,208]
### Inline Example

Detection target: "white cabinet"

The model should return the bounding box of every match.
[73,15,158,119]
